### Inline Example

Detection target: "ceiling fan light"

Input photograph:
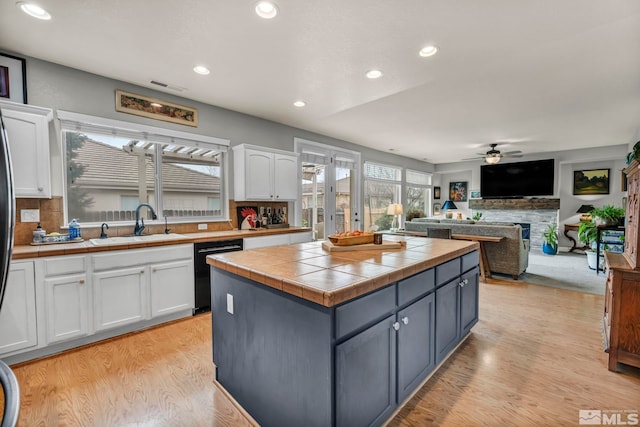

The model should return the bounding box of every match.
[485,155,501,164]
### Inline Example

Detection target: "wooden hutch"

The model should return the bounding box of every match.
[603,158,640,372]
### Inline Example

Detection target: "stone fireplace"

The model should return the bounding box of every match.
[469,199,560,250]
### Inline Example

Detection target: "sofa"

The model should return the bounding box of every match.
[405,218,530,279]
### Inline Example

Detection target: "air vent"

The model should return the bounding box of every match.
[149,80,186,92]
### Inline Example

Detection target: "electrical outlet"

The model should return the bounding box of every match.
[21,209,40,223]
[226,293,234,314]
[198,223,208,230]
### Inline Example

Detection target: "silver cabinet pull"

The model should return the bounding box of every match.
[392,322,400,331]
[401,316,409,325]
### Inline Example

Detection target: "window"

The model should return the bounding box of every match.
[59,111,229,226]
[406,169,432,221]
[364,162,402,231]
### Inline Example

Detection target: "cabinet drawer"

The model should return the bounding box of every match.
[43,255,87,276]
[335,284,396,340]
[461,251,479,273]
[92,244,192,271]
[436,258,460,287]
[398,268,435,306]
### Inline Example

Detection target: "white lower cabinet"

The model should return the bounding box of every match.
[244,231,313,249]
[0,261,37,354]
[42,255,90,344]
[150,259,194,317]
[93,266,147,332]
[44,274,89,343]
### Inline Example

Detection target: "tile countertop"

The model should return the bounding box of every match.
[207,235,479,307]
[11,227,312,260]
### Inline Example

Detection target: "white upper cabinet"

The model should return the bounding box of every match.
[0,101,53,198]
[233,144,298,201]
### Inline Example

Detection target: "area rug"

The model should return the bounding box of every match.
[493,250,607,295]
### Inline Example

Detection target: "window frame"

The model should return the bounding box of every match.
[58,110,230,227]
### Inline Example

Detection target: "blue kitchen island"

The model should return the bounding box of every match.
[207,236,479,427]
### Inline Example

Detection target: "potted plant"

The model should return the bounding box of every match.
[542,224,558,255]
[578,221,599,269]
[590,205,625,226]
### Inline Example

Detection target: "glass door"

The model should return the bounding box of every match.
[301,163,326,240]
[296,138,361,239]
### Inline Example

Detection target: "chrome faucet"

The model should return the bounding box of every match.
[134,203,157,236]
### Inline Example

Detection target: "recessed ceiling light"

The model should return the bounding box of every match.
[419,45,439,57]
[293,100,306,108]
[16,1,51,20]
[193,65,210,75]
[366,69,383,79]
[255,1,278,19]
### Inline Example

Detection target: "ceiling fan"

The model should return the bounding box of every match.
[463,143,523,164]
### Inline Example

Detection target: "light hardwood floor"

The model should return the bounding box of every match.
[6,279,640,426]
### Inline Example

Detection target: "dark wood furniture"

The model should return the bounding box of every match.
[563,223,587,253]
[602,159,640,372]
[452,234,504,281]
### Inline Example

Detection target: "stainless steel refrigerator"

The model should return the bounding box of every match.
[0,107,20,426]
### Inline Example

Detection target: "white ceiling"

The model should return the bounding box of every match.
[1,1,639,164]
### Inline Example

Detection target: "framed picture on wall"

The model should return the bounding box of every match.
[573,169,610,195]
[434,186,441,199]
[0,53,27,104]
[433,203,441,216]
[449,181,468,202]
[470,189,481,199]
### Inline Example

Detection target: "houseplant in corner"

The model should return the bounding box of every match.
[542,224,558,255]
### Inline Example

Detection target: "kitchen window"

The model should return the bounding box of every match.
[363,162,402,231]
[58,111,229,226]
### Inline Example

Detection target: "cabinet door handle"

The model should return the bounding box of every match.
[38,186,44,192]
[392,322,400,331]
[276,195,279,198]
[79,279,85,284]
[140,269,145,274]
[401,316,409,325]
[460,281,465,288]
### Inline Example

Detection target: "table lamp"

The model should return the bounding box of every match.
[387,203,403,231]
[576,204,594,222]
[441,200,458,219]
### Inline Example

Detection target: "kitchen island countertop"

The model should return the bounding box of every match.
[207,235,478,306]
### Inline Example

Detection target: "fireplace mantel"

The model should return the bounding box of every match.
[469,198,560,210]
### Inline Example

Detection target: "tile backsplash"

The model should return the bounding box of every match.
[14,197,289,246]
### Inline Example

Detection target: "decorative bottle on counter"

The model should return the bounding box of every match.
[69,218,82,240]
[32,222,46,243]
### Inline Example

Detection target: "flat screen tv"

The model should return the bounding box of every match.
[480,159,554,198]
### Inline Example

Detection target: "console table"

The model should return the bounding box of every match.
[452,234,504,281]
[563,223,588,253]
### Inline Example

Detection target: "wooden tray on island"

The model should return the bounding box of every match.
[327,233,374,246]
[322,240,405,252]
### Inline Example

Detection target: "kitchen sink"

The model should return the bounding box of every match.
[90,233,187,246]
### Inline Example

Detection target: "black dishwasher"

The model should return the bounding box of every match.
[194,238,243,315]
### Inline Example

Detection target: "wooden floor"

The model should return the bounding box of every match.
[6,279,640,426]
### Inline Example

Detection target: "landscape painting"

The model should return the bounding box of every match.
[573,168,610,195]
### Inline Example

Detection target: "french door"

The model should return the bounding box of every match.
[295,138,361,240]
